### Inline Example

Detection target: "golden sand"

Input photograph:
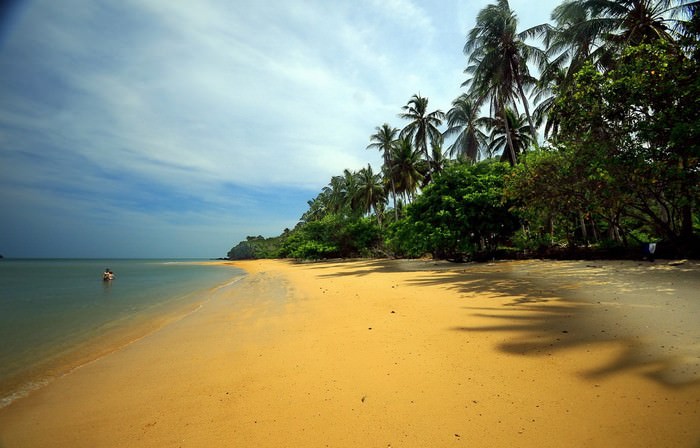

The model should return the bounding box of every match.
[0,259,699,447]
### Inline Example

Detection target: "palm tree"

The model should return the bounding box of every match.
[679,3,699,56]
[354,164,386,226]
[524,1,600,140]
[530,64,568,139]
[485,108,535,164]
[389,138,424,203]
[587,0,692,47]
[399,94,445,171]
[321,169,360,216]
[429,140,448,178]
[302,193,329,222]
[443,93,490,162]
[538,0,602,72]
[367,124,400,218]
[322,176,345,214]
[463,0,545,163]
[340,169,361,215]
[529,0,694,140]
[544,0,693,72]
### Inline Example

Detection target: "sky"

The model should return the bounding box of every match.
[0,0,561,258]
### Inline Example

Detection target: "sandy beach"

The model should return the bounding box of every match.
[1,258,699,447]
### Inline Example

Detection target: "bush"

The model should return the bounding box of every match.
[388,160,518,261]
[288,241,339,260]
[279,214,382,260]
[511,228,551,253]
[227,235,285,259]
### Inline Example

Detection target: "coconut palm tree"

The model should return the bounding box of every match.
[399,94,445,171]
[341,169,361,215]
[537,0,603,71]
[389,138,424,203]
[322,176,344,215]
[530,69,562,140]
[542,0,693,72]
[367,124,400,218]
[529,0,695,140]
[354,164,386,226]
[443,93,490,162]
[586,0,692,48]
[485,108,535,164]
[302,193,329,223]
[525,0,601,140]
[429,140,448,178]
[463,0,545,163]
[679,2,699,56]
[321,169,360,216]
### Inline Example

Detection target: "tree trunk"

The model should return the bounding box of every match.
[515,68,537,145]
[501,106,518,166]
[680,155,694,242]
[518,88,537,143]
[579,213,588,244]
[390,179,398,220]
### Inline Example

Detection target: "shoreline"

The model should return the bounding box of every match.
[0,262,245,409]
[1,258,699,447]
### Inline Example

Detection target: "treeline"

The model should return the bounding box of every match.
[228,0,700,261]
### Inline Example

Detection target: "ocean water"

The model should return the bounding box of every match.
[0,259,244,407]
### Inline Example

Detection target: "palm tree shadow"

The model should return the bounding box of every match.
[304,258,451,277]
[315,259,700,388]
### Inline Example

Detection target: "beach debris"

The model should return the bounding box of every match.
[668,259,688,266]
[361,395,367,403]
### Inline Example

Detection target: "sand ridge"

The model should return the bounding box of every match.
[0,258,699,447]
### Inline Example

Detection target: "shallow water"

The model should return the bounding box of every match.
[0,259,243,406]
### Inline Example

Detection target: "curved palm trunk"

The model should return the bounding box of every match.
[516,79,538,144]
[511,58,537,145]
[501,104,518,165]
[384,153,399,220]
[390,180,398,220]
[420,133,433,181]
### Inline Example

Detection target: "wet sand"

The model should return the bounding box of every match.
[0,258,699,447]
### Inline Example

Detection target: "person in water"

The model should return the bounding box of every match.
[103,268,115,281]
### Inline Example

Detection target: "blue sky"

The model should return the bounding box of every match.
[0,0,560,258]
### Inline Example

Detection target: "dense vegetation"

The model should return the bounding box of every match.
[228,0,700,261]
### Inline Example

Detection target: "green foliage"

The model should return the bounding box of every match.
[227,234,287,260]
[511,228,552,253]
[345,218,383,257]
[552,40,700,252]
[285,240,339,260]
[227,240,256,260]
[388,160,518,260]
[505,145,627,248]
[279,214,381,260]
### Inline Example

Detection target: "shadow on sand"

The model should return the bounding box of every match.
[306,258,700,389]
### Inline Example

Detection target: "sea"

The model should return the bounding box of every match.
[0,258,245,408]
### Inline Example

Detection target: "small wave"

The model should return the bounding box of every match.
[212,275,246,291]
[0,378,50,409]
